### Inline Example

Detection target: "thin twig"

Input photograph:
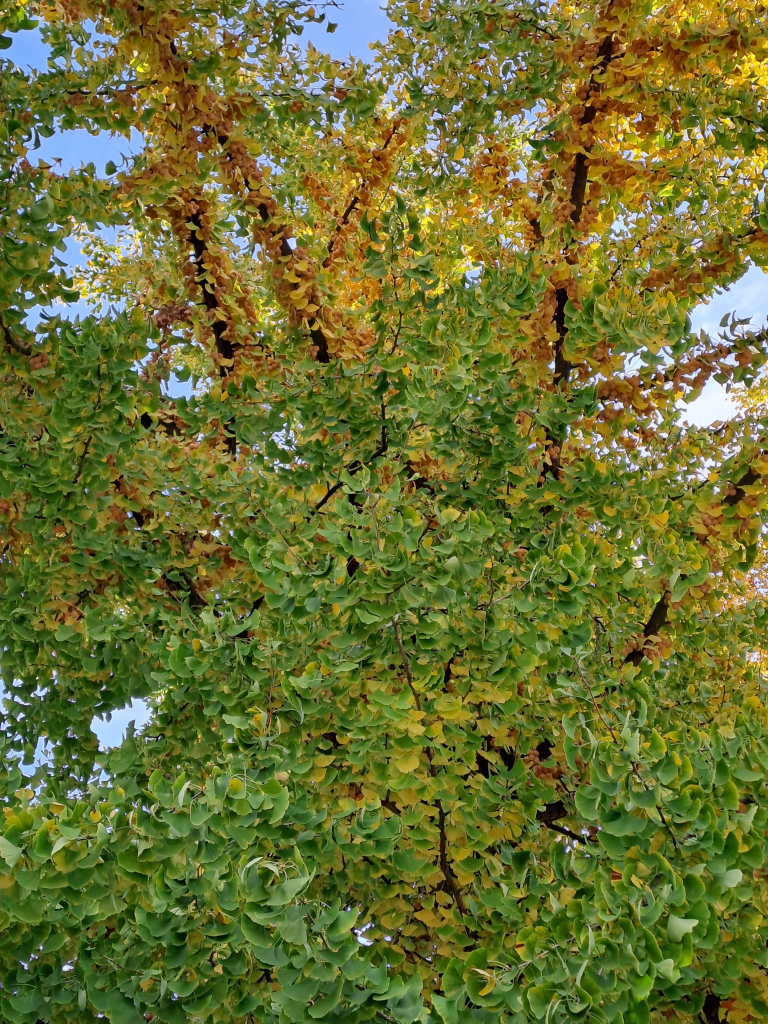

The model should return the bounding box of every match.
[73,436,92,485]
[575,662,619,742]
[540,820,591,845]
[313,418,388,513]
[656,805,679,851]
[391,616,416,692]
[437,799,468,917]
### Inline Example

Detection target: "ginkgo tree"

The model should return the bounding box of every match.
[1,0,768,1022]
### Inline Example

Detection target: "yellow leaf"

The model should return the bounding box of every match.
[454,864,476,885]
[307,483,328,503]
[395,752,421,773]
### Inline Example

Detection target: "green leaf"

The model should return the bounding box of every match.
[527,983,555,1019]
[307,979,343,1018]
[106,991,144,1024]
[667,915,698,943]
[631,971,654,1001]
[267,872,314,905]
[574,786,600,820]
[648,730,666,758]
[28,196,55,221]
[656,959,678,982]
[0,835,22,868]
[713,868,743,889]
[719,779,740,811]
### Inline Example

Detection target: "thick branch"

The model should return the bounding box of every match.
[536,800,594,844]
[539,36,616,487]
[569,151,590,229]
[536,799,567,825]
[185,211,238,455]
[724,462,764,506]
[188,210,235,369]
[213,121,400,366]
[326,195,360,261]
[1,318,31,356]
[569,36,614,221]
[207,120,333,364]
[625,591,669,666]
[700,993,721,1024]
[322,126,400,265]
[252,199,332,363]
[551,34,616,384]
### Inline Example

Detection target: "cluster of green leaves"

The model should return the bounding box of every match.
[0,749,424,1023]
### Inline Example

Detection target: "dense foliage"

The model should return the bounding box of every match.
[2,1,768,1022]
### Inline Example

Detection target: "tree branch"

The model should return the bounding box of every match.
[72,436,92,485]
[548,34,616,399]
[700,993,721,1024]
[204,121,335,364]
[188,210,235,369]
[391,616,414,688]
[312,415,388,513]
[540,819,591,845]
[724,461,765,506]
[625,591,669,665]
[626,460,766,664]
[437,799,468,917]
[1,318,31,357]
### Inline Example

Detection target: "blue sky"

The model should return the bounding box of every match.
[300,0,391,58]
[6,0,768,751]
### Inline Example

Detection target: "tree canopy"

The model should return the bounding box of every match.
[2,1,768,1023]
